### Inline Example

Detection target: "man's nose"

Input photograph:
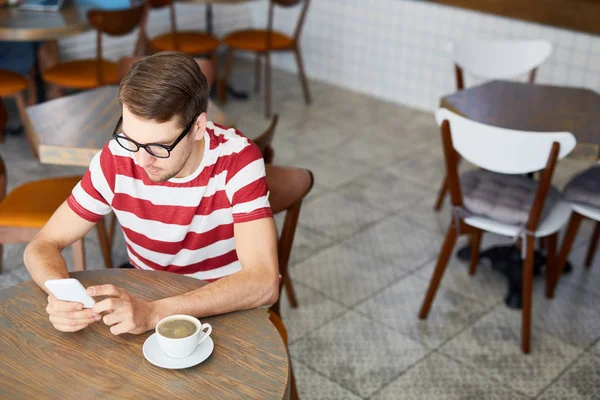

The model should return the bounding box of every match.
[136,148,155,168]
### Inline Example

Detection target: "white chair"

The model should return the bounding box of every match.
[419,108,576,354]
[548,166,600,297]
[434,39,553,211]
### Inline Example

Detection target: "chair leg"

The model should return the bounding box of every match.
[72,239,86,272]
[584,221,599,268]
[545,233,558,299]
[551,212,583,297]
[254,53,261,94]
[265,50,272,118]
[26,70,38,106]
[210,50,225,105]
[283,272,298,308]
[522,235,535,354]
[222,47,234,104]
[0,98,7,143]
[289,359,299,400]
[96,217,113,269]
[468,229,482,276]
[293,46,311,105]
[433,175,448,211]
[419,222,458,319]
[14,92,38,159]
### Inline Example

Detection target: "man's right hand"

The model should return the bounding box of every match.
[46,294,101,332]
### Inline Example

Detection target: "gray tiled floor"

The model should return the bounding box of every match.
[2,61,600,398]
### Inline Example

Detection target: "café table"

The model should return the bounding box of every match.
[440,80,600,308]
[0,269,290,399]
[24,85,234,167]
[0,2,95,102]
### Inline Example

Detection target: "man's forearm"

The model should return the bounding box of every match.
[151,269,279,326]
[24,239,70,294]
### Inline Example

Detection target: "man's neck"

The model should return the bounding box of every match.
[174,136,205,179]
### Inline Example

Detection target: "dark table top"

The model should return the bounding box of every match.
[441,80,600,158]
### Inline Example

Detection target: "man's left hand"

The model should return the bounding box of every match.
[88,285,158,335]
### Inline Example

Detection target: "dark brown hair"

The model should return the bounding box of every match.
[118,51,209,128]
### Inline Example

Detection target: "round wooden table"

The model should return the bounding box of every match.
[0,269,289,399]
[0,3,94,41]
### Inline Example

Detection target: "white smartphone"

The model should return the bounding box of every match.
[44,278,96,309]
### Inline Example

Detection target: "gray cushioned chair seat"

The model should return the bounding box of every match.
[562,165,600,209]
[461,169,561,226]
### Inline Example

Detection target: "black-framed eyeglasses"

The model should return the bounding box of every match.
[111,115,196,159]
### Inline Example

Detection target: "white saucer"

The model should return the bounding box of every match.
[143,333,214,369]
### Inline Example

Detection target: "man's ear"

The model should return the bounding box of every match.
[194,113,207,140]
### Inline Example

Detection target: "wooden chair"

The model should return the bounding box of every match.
[141,0,222,99]
[222,0,311,118]
[253,114,279,164]
[419,108,575,353]
[268,310,299,400]
[547,166,600,297]
[42,5,145,91]
[433,40,553,212]
[0,70,37,156]
[0,153,113,274]
[266,164,313,317]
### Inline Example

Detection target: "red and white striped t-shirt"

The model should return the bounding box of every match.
[67,122,273,280]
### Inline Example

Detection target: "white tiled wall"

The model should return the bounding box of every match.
[246,0,600,111]
[61,0,600,112]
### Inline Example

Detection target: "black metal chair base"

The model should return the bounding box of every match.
[456,244,572,309]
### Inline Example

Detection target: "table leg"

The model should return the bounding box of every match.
[456,244,573,309]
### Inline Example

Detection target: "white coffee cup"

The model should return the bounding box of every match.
[155,315,212,359]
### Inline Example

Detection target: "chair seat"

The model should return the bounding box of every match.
[150,31,220,54]
[0,70,28,96]
[223,29,293,52]
[43,60,119,89]
[461,169,561,226]
[563,165,600,209]
[0,176,81,228]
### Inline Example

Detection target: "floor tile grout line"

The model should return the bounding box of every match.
[365,350,438,399]
[437,351,536,399]
[290,356,369,400]
[533,336,600,399]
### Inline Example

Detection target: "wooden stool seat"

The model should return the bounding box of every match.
[0,70,28,96]
[223,30,293,52]
[150,31,220,54]
[43,60,119,89]
[0,176,81,228]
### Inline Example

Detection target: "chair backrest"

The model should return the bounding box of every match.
[265,164,314,316]
[117,56,216,88]
[268,0,310,44]
[146,0,172,8]
[87,5,145,85]
[437,108,574,232]
[435,108,575,175]
[253,114,279,164]
[449,39,552,88]
[87,5,146,37]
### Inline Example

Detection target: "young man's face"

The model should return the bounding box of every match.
[121,107,205,182]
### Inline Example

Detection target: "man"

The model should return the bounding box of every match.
[24,51,280,335]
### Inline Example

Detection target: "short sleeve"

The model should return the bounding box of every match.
[225,143,273,223]
[67,146,115,222]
